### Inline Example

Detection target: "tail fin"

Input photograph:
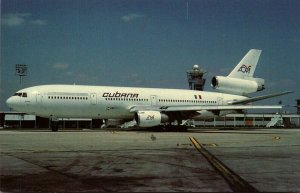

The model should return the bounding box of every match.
[228,49,262,79]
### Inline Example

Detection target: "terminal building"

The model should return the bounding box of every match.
[191,113,299,128]
[0,112,102,129]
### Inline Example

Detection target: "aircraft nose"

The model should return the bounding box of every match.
[6,97,17,110]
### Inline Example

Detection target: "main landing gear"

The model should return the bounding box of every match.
[161,119,188,132]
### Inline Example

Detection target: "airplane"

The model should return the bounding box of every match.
[6,49,292,131]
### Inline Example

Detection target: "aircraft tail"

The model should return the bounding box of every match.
[211,49,265,96]
[228,49,262,79]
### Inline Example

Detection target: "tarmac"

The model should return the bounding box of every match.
[0,128,299,192]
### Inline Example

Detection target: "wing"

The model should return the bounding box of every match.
[129,104,282,113]
[228,91,293,105]
[129,91,291,113]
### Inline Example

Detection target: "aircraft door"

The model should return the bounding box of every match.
[35,92,46,113]
[36,93,42,104]
[150,95,157,106]
[217,96,224,105]
[90,93,97,105]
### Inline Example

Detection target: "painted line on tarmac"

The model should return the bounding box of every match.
[189,136,259,192]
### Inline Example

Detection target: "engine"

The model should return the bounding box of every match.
[135,111,169,127]
[211,76,265,95]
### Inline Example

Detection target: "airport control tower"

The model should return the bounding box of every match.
[186,64,206,91]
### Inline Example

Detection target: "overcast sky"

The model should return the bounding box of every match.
[1,0,300,112]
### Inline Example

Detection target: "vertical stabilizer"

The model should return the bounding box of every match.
[228,49,262,79]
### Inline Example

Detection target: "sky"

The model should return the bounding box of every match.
[1,0,300,112]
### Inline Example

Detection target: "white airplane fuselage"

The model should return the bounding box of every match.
[6,84,247,120]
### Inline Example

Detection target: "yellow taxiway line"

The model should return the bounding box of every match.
[189,136,259,192]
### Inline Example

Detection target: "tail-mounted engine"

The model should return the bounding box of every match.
[211,76,265,96]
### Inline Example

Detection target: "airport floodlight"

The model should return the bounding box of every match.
[15,64,27,84]
[15,64,27,76]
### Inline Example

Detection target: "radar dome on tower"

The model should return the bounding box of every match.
[193,64,199,70]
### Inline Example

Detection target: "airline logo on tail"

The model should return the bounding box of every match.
[228,49,261,78]
[237,64,251,74]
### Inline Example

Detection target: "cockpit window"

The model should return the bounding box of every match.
[13,92,27,97]
[13,93,22,96]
